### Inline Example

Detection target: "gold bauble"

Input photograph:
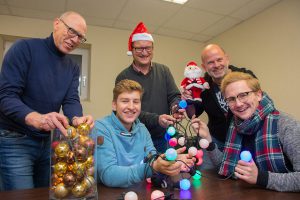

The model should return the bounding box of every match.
[66,151,75,164]
[72,183,87,197]
[85,156,94,169]
[53,161,67,177]
[54,183,69,199]
[51,174,63,186]
[86,167,95,176]
[82,176,95,189]
[77,123,90,136]
[78,135,89,146]
[63,172,76,187]
[83,138,95,155]
[67,126,78,140]
[55,142,70,158]
[72,162,86,177]
[74,146,88,162]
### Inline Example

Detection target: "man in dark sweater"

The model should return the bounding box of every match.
[183,44,255,169]
[115,22,183,153]
[0,11,93,191]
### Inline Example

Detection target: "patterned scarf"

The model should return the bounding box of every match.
[219,93,289,176]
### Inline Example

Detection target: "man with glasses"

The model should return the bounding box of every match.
[191,72,300,192]
[115,22,183,153]
[0,11,93,191]
[182,44,256,169]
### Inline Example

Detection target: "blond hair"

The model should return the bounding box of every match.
[221,72,260,94]
[113,79,143,101]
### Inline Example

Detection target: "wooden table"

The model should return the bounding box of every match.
[1,170,298,199]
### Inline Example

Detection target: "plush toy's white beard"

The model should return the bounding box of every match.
[184,67,202,79]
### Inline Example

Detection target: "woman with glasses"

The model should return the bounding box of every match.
[191,72,300,192]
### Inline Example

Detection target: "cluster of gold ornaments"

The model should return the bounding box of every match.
[50,123,96,199]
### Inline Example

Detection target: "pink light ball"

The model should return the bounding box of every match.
[169,138,178,147]
[196,157,203,166]
[195,149,203,159]
[199,138,209,149]
[146,178,152,184]
[188,147,197,157]
[151,190,165,200]
[124,191,138,200]
[178,137,185,146]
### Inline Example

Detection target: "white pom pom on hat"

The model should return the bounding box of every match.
[127,22,154,56]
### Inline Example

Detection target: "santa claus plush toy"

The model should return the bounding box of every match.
[181,61,209,102]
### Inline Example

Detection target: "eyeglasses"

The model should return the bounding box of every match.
[132,46,153,53]
[225,91,254,107]
[59,18,87,44]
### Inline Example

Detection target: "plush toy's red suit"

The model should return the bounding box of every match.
[181,61,209,102]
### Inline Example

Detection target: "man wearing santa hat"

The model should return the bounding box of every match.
[115,22,183,153]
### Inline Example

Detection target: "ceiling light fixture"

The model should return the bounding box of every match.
[162,0,189,5]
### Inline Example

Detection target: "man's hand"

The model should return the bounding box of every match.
[181,88,192,100]
[152,155,182,176]
[72,115,94,129]
[176,146,195,172]
[234,160,258,185]
[25,112,69,135]
[190,116,212,142]
[171,104,186,122]
[158,114,176,128]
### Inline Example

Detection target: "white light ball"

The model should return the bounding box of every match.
[124,191,138,200]
[199,138,209,149]
[188,146,197,157]
[151,190,165,200]
[178,137,185,146]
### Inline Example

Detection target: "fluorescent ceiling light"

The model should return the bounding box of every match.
[163,0,189,5]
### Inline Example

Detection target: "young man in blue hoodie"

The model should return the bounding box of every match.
[93,79,194,187]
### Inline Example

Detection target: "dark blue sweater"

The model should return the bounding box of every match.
[0,34,82,137]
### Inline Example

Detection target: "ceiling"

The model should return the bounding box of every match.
[0,0,281,43]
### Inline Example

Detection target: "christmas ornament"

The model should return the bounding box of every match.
[181,61,209,103]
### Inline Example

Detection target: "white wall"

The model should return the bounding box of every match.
[208,0,300,120]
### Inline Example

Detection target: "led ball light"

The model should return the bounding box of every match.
[192,170,202,180]
[188,146,197,157]
[195,157,203,166]
[167,126,176,136]
[199,138,209,149]
[164,133,171,141]
[240,150,252,162]
[124,191,138,200]
[151,190,165,200]
[178,99,187,109]
[180,179,191,190]
[169,137,177,147]
[178,137,185,146]
[195,149,203,159]
[146,178,152,184]
[165,148,177,161]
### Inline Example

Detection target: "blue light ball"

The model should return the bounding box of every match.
[240,150,252,162]
[167,126,176,136]
[164,133,171,141]
[178,100,187,109]
[165,148,177,161]
[180,179,191,190]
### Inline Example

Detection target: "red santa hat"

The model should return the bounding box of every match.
[186,61,198,67]
[127,22,154,56]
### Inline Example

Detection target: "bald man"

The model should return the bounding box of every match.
[184,44,256,169]
[0,11,93,191]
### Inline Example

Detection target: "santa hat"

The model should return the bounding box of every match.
[127,22,154,56]
[186,61,198,67]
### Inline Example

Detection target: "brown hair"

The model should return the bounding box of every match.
[113,79,143,101]
[221,72,261,94]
